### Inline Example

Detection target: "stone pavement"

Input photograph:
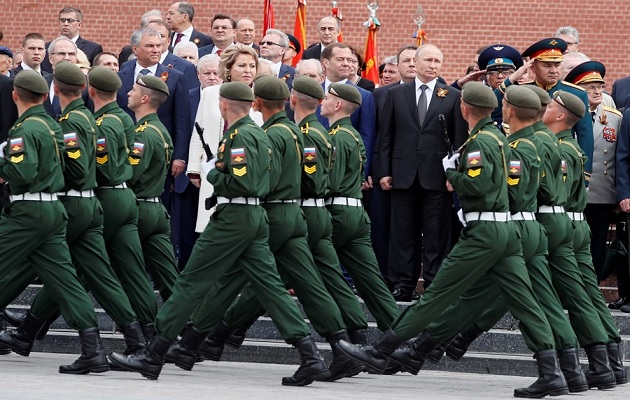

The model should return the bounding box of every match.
[0,352,628,400]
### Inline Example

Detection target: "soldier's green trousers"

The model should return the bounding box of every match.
[30,196,136,327]
[426,220,578,351]
[137,201,179,302]
[154,204,310,342]
[391,220,554,352]
[217,204,362,336]
[327,204,400,331]
[0,200,97,330]
[572,219,620,343]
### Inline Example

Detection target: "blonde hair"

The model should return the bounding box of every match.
[219,44,258,82]
[76,48,90,74]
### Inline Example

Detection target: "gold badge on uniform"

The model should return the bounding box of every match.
[233,166,247,176]
[437,88,448,98]
[467,150,483,167]
[507,160,521,185]
[599,113,608,125]
[64,132,81,159]
[603,127,617,143]
[8,137,24,154]
[193,38,200,45]
[231,147,247,165]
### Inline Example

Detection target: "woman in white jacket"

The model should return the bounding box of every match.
[187,45,263,232]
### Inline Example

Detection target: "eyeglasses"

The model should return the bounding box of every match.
[259,41,282,47]
[487,69,515,76]
[585,84,605,92]
[59,18,79,24]
[51,51,77,57]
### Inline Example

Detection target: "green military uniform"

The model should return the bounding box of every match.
[389,114,555,353]
[558,128,620,344]
[27,94,137,329]
[426,123,578,351]
[326,116,400,330]
[0,100,97,331]
[128,113,179,302]
[154,113,310,342]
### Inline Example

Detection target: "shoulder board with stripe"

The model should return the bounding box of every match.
[561,81,586,91]
[603,106,622,117]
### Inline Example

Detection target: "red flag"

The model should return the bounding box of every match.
[263,0,275,33]
[292,0,306,66]
[331,6,343,42]
[362,18,379,86]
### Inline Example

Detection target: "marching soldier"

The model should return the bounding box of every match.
[109,81,330,386]
[0,70,109,374]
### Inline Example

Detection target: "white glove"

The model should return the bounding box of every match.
[442,152,460,172]
[457,209,466,227]
[201,157,217,175]
[0,141,7,159]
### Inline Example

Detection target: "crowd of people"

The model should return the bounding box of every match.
[1,2,630,397]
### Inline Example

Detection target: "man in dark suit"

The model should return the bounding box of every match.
[167,2,212,50]
[123,20,198,92]
[0,74,17,141]
[10,33,47,76]
[377,44,467,301]
[198,14,236,59]
[612,76,630,109]
[41,7,102,73]
[259,29,295,89]
[236,18,259,53]
[118,10,164,65]
[116,27,191,213]
[301,16,339,61]
[41,37,81,118]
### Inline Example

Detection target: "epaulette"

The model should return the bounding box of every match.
[561,81,586,91]
[603,106,622,117]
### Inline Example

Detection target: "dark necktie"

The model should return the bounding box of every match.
[174,33,184,46]
[52,95,61,117]
[591,111,596,123]
[417,84,428,127]
[140,68,151,76]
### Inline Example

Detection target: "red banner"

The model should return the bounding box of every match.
[292,0,306,66]
[263,0,275,33]
[332,7,343,42]
[362,19,379,86]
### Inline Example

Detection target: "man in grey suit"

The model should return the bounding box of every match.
[377,44,467,300]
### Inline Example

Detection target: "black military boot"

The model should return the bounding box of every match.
[140,322,155,342]
[318,330,364,382]
[514,349,569,398]
[59,328,110,374]
[164,324,207,371]
[109,321,147,371]
[348,328,368,345]
[388,330,439,375]
[198,320,236,361]
[584,344,617,389]
[607,342,628,385]
[444,325,484,361]
[337,328,405,374]
[2,309,23,327]
[426,338,452,364]
[282,335,330,386]
[0,311,48,356]
[109,334,173,380]
[226,327,247,348]
[558,348,588,392]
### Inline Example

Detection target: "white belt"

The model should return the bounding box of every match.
[537,205,565,214]
[511,212,536,221]
[138,197,160,203]
[10,192,58,202]
[464,212,511,222]
[566,212,585,221]
[325,197,362,207]
[216,196,260,206]
[301,198,325,207]
[264,199,298,204]
[98,183,128,189]
[61,189,94,198]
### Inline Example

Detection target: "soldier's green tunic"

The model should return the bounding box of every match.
[195,111,347,338]
[427,124,578,351]
[559,129,620,344]
[154,115,310,342]
[128,113,178,302]
[0,104,97,330]
[390,117,554,352]
[26,98,137,328]
[326,117,400,331]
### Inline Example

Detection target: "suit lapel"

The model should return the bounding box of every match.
[404,82,421,129]
[424,82,446,126]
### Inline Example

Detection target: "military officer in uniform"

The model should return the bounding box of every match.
[109,81,329,386]
[124,75,179,306]
[545,91,626,386]
[0,70,109,374]
[0,62,146,357]
[337,82,570,399]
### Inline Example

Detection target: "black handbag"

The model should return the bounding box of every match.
[602,224,628,281]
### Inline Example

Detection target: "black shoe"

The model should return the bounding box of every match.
[164,324,207,371]
[620,303,630,313]
[282,336,329,386]
[514,350,568,398]
[388,331,438,375]
[584,344,617,390]
[391,288,412,302]
[59,328,110,374]
[445,325,484,361]
[607,342,628,385]
[2,309,23,328]
[609,297,628,310]
[198,320,236,361]
[319,330,364,382]
[337,328,404,374]
[109,335,173,380]
[0,311,47,357]
[558,348,588,393]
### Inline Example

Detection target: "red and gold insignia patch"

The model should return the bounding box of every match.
[161,71,169,81]
[8,137,24,155]
[231,147,247,165]
[64,132,79,149]
[466,150,483,167]
[603,127,617,143]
